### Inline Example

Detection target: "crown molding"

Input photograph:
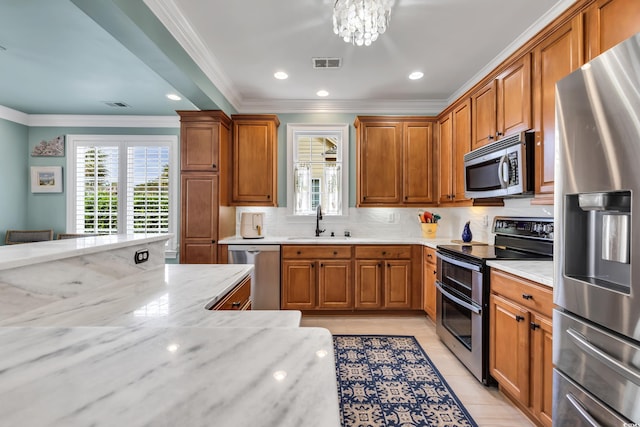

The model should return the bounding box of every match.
[238,98,448,115]
[0,105,29,125]
[448,0,576,105]
[0,106,179,128]
[143,0,243,110]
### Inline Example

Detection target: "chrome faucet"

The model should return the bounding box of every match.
[315,205,325,237]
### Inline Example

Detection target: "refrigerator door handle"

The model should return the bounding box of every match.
[565,393,603,427]
[567,328,640,386]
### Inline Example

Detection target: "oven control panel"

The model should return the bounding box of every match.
[493,217,554,240]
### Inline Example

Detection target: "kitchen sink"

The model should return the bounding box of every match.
[287,236,350,240]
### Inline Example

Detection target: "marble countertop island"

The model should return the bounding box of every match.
[486,260,554,287]
[0,236,340,427]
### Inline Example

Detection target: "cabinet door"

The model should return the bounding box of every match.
[531,313,553,427]
[281,260,316,310]
[471,80,497,149]
[180,122,220,172]
[232,117,278,206]
[180,174,218,264]
[384,260,411,309]
[532,16,582,202]
[585,0,640,61]
[403,121,434,204]
[438,112,454,203]
[318,260,352,309]
[358,122,402,205]
[496,54,532,138]
[452,100,472,201]
[489,294,530,404]
[355,260,383,309]
[423,247,437,319]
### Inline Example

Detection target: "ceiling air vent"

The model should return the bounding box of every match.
[312,57,342,69]
[103,101,130,108]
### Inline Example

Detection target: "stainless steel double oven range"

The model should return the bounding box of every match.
[435,217,553,385]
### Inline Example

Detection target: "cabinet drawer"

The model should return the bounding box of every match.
[282,245,352,259]
[490,269,552,317]
[355,245,411,259]
[212,276,251,310]
[424,247,437,265]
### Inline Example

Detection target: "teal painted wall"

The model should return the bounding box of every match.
[275,113,358,207]
[0,118,29,243]
[26,126,180,238]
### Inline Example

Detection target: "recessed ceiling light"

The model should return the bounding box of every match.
[274,71,288,80]
[409,71,424,80]
[166,94,182,101]
[316,90,329,97]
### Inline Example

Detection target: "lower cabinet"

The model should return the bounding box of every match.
[423,247,437,320]
[489,269,553,427]
[211,275,252,310]
[281,244,420,311]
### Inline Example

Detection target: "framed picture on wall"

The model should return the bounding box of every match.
[31,166,63,193]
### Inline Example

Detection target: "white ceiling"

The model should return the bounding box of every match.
[0,0,574,117]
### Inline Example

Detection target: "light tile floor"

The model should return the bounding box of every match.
[301,314,535,427]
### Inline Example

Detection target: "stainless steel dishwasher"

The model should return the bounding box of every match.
[228,245,281,310]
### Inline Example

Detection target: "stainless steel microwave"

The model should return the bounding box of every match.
[463,131,534,199]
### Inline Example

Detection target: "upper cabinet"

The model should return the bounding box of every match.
[439,100,471,204]
[585,0,640,61]
[472,55,532,150]
[180,111,230,172]
[231,114,280,206]
[532,16,583,204]
[355,116,435,207]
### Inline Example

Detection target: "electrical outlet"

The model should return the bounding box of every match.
[134,249,149,264]
[483,215,489,227]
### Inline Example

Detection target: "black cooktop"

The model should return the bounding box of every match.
[437,244,552,262]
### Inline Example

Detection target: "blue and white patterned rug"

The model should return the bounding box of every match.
[333,335,478,427]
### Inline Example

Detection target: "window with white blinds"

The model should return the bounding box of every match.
[66,135,178,254]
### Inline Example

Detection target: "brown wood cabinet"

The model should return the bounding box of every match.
[178,111,233,264]
[211,275,252,310]
[281,245,353,310]
[439,100,472,204]
[355,245,413,309]
[532,16,583,204]
[230,114,279,206]
[423,246,437,320]
[489,268,553,427]
[355,117,435,207]
[471,80,497,150]
[585,0,640,61]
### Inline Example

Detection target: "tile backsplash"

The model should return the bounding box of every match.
[235,198,553,244]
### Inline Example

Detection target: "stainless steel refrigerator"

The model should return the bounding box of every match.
[554,32,640,425]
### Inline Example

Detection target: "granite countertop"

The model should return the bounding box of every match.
[221,235,457,250]
[486,260,554,287]
[1,264,300,328]
[0,326,339,427]
[0,234,170,271]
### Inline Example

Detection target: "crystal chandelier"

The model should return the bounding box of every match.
[333,0,393,47]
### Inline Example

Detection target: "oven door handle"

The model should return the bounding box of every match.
[436,281,482,315]
[565,393,603,427]
[437,252,481,272]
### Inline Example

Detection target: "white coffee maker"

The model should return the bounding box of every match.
[240,212,265,239]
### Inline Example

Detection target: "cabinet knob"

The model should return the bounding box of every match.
[320,263,324,267]
[496,132,503,137]
[515,315,525,322]
[487,135,494,140]
[530,322,540,330]
[212,164,217,169]
[451,195,455,199]
[212,240,216,244]
[404,196,408,200]
[387,263,391,268]
[522,294,533,300]
[382,251,386,256]
[267,195,270,199]
[311,263,314,268]
[363,196,367,200]
[427,254,432,259]
[297,251,301,255]
[333,251,338,255]
[377,263,382,267]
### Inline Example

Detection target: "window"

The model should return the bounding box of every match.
[66,135,178,255]
[287,124,349,216]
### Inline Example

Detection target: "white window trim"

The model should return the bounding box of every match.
[66,134,179,257]
[286,123,349,218]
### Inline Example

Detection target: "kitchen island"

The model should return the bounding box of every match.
[0,235,340,427]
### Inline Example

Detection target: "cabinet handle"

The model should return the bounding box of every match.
[487,135,494,140]
[433,270,437,275]
[311,263,314,268]
[297,251,301,255]
[333,251,338,255]
[387,263,391,268]
[212,240,216,244]
[267,195,270,199]
[382,251,386,256]
[515,315,525,322]
[530,322,540,330]
[522,294,533,300]
[231,301,241,308]
[404,196,408,200]
[320,263,324,267]
[452,194,455,199]
[212,163,217,169]
[496,131,503,137]
[427,254,432,259]
[363,196,367,200]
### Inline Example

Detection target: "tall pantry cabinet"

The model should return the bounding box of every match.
[178,111,235,264]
